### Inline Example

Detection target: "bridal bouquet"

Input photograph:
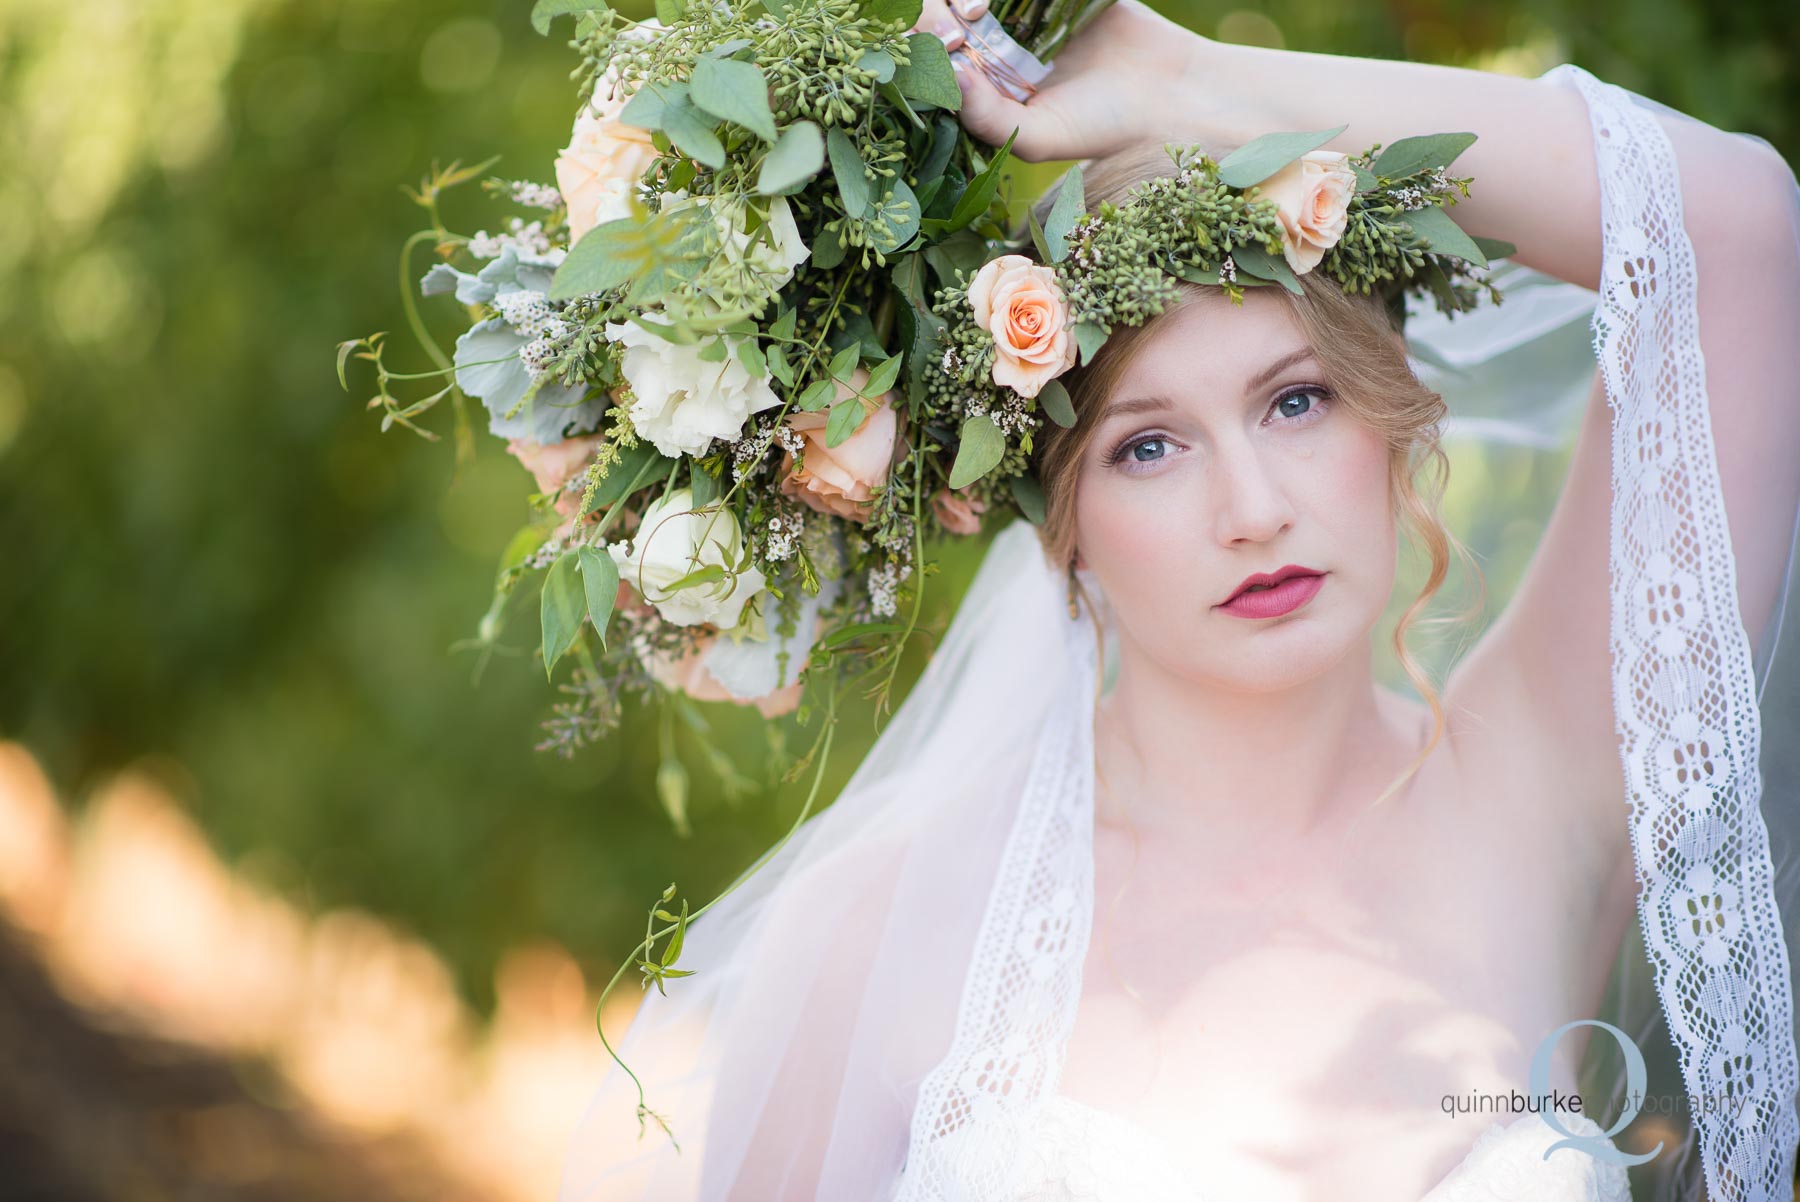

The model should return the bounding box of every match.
[338,0,1122,828]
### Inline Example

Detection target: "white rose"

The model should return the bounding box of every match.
[608,488,767,629]
[1254,149,1358,276]
[661,189,810,293]
[603,319,782,458]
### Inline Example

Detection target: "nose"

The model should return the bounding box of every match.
[1210,438,1295,547]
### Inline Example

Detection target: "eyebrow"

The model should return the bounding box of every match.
[1100,346,1319,422]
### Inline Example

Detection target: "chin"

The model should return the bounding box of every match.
[1193,611,1368,694]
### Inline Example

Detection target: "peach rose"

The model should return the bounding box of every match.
[778,368,904,524]
[1255,149,1357,276]
[649,634,804,719]
[553,67,662,244]
[930,487,988,536]
[965,253,1077,398]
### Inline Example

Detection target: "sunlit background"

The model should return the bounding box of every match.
[1,0,1795,1197]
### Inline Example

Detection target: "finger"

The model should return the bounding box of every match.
[952,0,989,17]
[951,51,1037,156]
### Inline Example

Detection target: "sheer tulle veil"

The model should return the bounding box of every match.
[557,63,1800,1202]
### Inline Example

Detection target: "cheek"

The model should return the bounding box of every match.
[1305,423,1398,568]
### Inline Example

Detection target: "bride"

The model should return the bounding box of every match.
[557,3,1800,1200]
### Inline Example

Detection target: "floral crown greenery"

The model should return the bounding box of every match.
[926,127,1517,467]
[336,0,1512,1130]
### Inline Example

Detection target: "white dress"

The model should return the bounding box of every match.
[936,1096,1634,1201]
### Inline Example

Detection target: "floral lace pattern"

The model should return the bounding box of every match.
[1545,62,1800,1202]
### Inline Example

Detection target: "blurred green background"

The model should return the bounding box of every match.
[1,0,1793,1025]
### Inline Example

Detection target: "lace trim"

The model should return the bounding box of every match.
[1547,62,1800,1201]
[892,613,1099,1201]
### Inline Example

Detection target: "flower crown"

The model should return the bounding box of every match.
[925,127,1514,458]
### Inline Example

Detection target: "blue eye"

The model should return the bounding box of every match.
[1130,437,1168,463]
[1269,386,1330,424]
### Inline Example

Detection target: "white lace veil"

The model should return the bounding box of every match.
[557,63,1800,1201]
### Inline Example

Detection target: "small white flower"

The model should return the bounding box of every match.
[603,319,783,458]
[608,487,767,629]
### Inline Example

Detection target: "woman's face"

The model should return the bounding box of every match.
[1073,289,1399,693]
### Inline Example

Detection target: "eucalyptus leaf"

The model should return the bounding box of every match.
[1027,206,1051,262]
[1231,244,1303,294]
[827,127,871,219]
[1010,472,1046,525]
[540,553,586,680]
[868,176,920,251]
[923,228,987,286]
[690,56,777,143]
[878,80,927,130]
[1038,378,1075,428]
[1472,234,1518,261]
[577,545,620,648]
[859,0,922,26]
[1073,320,1108,366]
[856,48,897,83]
[756,121,824,193]
[530,0,604,35]
[618,80,676,133]
[1401,205,1488,266]
[1372,132,1477,181]
[812,223,847,270]
[1218,125,1348,189]
[660,88,727,169]
[891,32,961,111]
[949,414,1004,489]
[1043,163,1085,262]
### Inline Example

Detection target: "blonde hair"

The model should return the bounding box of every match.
[1026,142,1486,810]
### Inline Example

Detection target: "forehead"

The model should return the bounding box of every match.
[1108,289,1310,401]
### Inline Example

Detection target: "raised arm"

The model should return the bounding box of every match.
[945,7,1800,723]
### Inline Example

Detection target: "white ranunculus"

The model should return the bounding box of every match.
[603,319,782,458]
[660,189,811,293]
[608,488,767,629]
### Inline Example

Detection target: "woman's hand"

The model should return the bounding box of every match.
[912,0,1206,162]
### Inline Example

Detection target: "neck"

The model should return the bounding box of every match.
[1095,624,1405,846]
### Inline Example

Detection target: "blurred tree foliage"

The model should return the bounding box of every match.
[0,0,1791,1016]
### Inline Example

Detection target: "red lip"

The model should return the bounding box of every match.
[1222,564,1324,605]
